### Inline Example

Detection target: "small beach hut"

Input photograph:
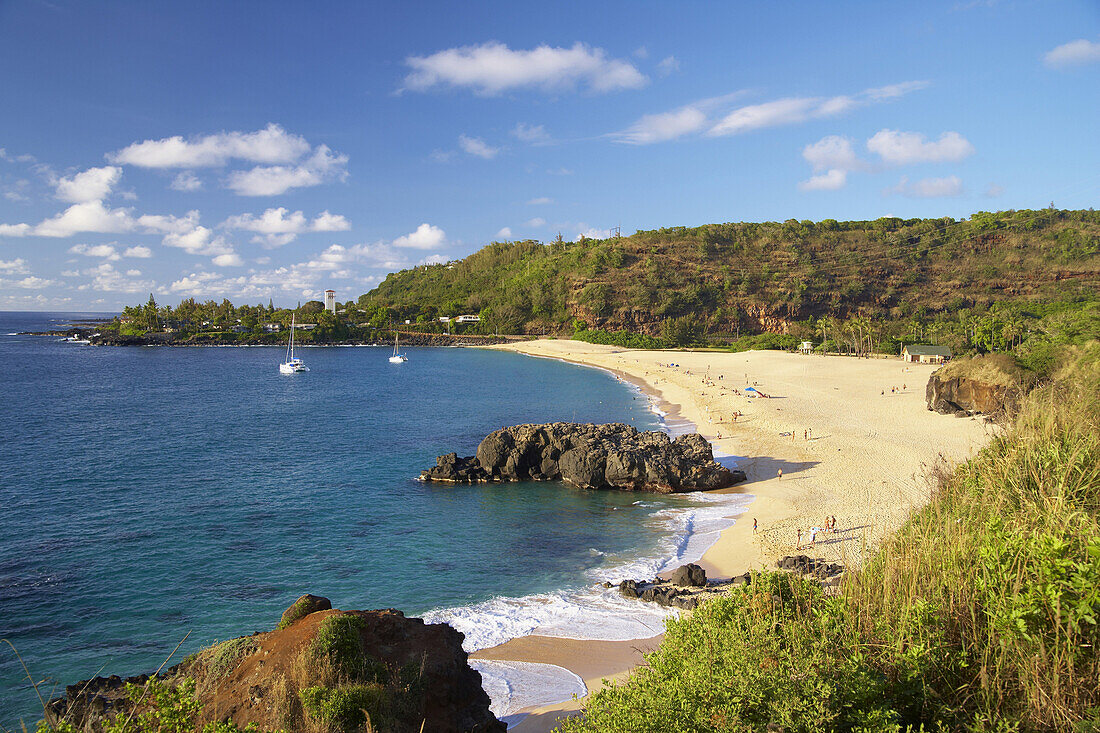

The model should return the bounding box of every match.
[799,340,814,355]
[902,344,952,364]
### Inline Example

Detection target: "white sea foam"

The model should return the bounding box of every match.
[470,659,586,727]
[423,489,753,653]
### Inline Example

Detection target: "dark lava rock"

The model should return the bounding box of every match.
[619,579,640,599]
[422,422,745,493]
[668,563,707,587]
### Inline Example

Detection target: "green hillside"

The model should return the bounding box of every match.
[363,208,1099,353]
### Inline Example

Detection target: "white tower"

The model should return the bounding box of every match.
[324,289,336,314]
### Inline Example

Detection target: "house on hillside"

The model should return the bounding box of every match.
[263,322,282,333]
[902,344,952,364]
[455,314,480,323]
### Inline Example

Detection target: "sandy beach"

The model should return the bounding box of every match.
[473,339,993,731]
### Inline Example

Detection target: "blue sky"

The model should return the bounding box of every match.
[0,0,1097,311]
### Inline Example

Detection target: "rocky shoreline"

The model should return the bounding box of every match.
[611,556,847,611]
[421,422,746,493]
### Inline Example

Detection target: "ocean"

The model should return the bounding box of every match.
[0,312,750,726]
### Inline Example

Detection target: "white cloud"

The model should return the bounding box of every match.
[511,123,551,144]
[657,56,680,77]
[888,175,963,198]
[419,254,449,266]
[525,217,547,227]
[312,210,351,232]
[55,166,122,203]
[802,135,861,172]
[0,223,31,236]
[867,130,974,165]
[496,227,512,239]
[225,145,348,196]
[403,42,647,95]
[1044,37,1100,68]
[70,243,121,260]
[615,106,708,144]
[985,183,1005,198]
[798,169,848,192]
[458,135,500,159]
[614,83,925,145]
[392,223,446,249]
[709,97,822,136]
[224,207,308,234]
[77,262,155,293]
[108,123,311,168]
[170,171,203,191]
[610,82,927,141]
[526,197,553,205]
[162,225,234,256]
[125,269,142,277]
[123,245,152,258]
[547,167,573,176]
[864,81,931,100]
[14,275,57,289]
[33,201,136,237]
[0,258,30,274]
[221,207,351,246]
[212,253,244,267]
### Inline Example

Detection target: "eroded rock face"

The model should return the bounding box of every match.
[926,375,1021,418]
[422,422,746,493]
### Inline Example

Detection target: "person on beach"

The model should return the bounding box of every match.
[777,468,783,480]
[796,528,802,549]
[753,517,758,534]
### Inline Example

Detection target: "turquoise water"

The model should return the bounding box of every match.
[0,312,750,727]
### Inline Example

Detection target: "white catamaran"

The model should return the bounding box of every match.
[279,315,309,374]
[388,331,408,363]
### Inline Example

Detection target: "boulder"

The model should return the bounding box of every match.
[668,563,707,587]
[422,422,745,494]
[277,593,331,629]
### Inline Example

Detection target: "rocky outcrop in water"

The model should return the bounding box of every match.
[421,422,745,493]
[46,595,505,733]
[926,374,1022,418]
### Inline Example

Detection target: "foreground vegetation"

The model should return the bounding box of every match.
[561,344,1100,731]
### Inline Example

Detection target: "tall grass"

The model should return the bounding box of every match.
[562,344,1100,731]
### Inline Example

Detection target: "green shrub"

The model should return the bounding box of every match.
[560,573,898,733]
[299,684,390,731]
[202,637,258,680]
[309,614,382,682]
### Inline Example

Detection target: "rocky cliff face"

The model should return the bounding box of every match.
[422,422,745,493]
[926,374,1022,418]
[46,596,504,733]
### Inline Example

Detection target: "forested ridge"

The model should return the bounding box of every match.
[364,208,1099,353]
